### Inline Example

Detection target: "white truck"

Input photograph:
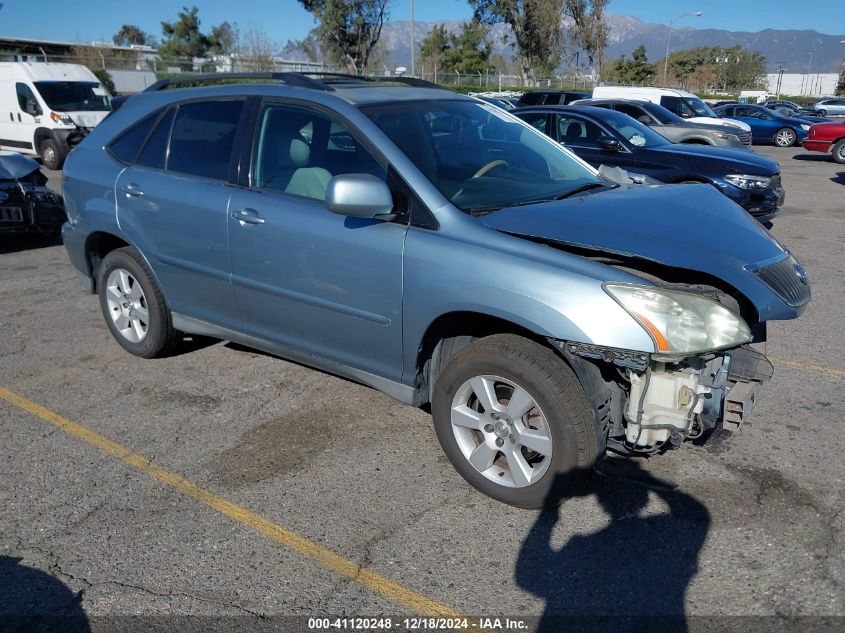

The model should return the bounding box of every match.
[592,86,752,139]
[0,61,112,170]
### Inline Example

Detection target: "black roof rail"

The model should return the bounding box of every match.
[303,72,441,89]
[143,72,332,93]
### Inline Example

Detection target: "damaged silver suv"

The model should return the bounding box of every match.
[61,73,811,508]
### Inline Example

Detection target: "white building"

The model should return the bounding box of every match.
[766,73,839,97]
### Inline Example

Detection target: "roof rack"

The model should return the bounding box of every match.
[303,72,440,89]
[144,72,332,93]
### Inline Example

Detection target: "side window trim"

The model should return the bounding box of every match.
[106,108,168,166]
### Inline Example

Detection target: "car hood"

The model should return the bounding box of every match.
[478,183,797,321]
[0,151,39,179]
[650,143,779,175]
[775,116,812,126]
[690,116,751,132]
[67,111,109,128]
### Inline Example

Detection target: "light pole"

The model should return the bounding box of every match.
[663,11,703,87]
[410,0,415,77]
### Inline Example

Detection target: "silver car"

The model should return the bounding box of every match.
[62,73,810,508]
[813,98,845,117]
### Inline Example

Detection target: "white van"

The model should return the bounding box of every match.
[0,61,112,169]
[592,86,752,136]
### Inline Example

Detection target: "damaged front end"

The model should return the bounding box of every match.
[0,151,66,235]
[556,340,773,456]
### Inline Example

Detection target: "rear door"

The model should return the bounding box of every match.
[732,106,773,142]
[114,99,244,329]
[226,100,407,381]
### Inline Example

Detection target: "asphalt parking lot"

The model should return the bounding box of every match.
[1,145,843,631]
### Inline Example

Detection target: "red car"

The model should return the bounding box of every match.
[803,121,845,164]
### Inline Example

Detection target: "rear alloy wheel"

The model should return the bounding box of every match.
[818,109,828,117]
[832,139,845,165]
[774,128,797,147]
[97,247,179,358]
[432,334,599,508]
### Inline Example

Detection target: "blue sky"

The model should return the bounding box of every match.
[1,0,844,44]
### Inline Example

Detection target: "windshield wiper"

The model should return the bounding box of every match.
[553,182,618,200]
[468,198,556,215]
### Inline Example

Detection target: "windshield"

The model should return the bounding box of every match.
[33,81,111,112]
[361,100,601,213]
[685,96,717,117]
[600,110,670,148]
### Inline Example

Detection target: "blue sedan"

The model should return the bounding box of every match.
[713,103,812,147]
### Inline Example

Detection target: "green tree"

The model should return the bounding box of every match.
[159,6,210,59]
[113,24,154,47]
[660,45,765,91]
[419,24,449,75]
[565,0,610,79]
[444,21,495,75]
[470,0,567,79]
[208,21,238,55]
[296,0,390,72]
[606,44,655,84]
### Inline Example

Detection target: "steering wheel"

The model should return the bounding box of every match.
[471,159,508,179]
[451,160,510,203]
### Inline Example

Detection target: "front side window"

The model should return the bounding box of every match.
[15,83,39,113]
[252,103,386,201]
[614,103,652,124]
[363,100,600,214]
[557,115,608,148]
[167,100,243,180]
[33,81,110,112]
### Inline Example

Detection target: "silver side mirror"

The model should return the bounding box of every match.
[325,174,394,219]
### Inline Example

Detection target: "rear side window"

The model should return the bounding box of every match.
[660,96,694,118]
[167,100,243,180]
[109,113,158,163]
[518,92,543,106]
[614,103,650,123]
[137,108,175,169]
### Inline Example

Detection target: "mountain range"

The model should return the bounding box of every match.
[284,13,845,74]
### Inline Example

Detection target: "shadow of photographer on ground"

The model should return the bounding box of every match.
[515,460,711,633]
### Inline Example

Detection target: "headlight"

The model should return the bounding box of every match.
[713,132,739,142]
[50,112,74,126]
[724,174,771,190]
[800,124,810,131]
[604,284,752,355]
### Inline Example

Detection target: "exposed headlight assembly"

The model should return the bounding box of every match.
[724,174,771,190]
[604,284,752,355]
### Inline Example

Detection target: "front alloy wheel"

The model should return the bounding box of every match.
[774,128,797,147]
[450,375,553,488]
[432,334,599,508]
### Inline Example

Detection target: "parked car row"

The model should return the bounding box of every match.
[58,72,811,508]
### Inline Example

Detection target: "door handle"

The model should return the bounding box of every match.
[121,183,144,197]
[231,208,265,225]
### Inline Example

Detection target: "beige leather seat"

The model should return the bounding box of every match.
[284,137,332,200]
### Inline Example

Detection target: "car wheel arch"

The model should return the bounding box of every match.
[414,311,557,406]
[85,232,162,296]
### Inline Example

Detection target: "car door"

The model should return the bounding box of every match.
[114,99,244,330]
[731,106,773,143]
[0,83,41,153]
[552,112,638,173]
[226,100,407,381]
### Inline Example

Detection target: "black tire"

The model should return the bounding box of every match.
[39,138,64,170]
[832,139,845,165]
[97,247,179,358]
[774,127,797,147]
[431,334,599,509]
[818,109,828,117]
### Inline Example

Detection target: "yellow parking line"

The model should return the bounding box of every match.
[772,358,845,379]
[0,385,462,619]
